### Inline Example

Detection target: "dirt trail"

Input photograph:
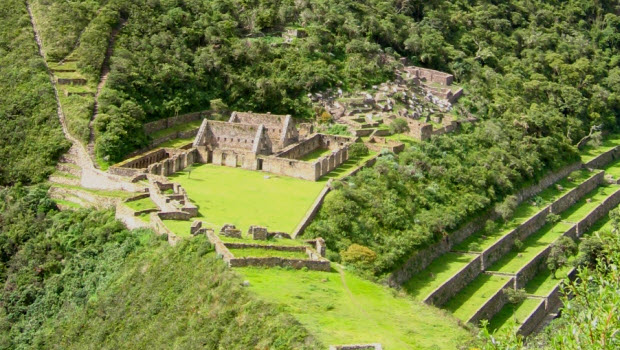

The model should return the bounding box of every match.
[26,1,140,193]
[88,18,127,163]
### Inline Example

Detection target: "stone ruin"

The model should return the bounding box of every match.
[110,111,356,181]
[220,224,242,238]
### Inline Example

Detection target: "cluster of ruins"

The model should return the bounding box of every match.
[110,111,356,181]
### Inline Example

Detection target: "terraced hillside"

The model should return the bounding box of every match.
[402,137,620,336]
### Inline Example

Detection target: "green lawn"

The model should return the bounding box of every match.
[561,184,620,223]
[156,137,195,148]
[219,235,310,247]
[524,266,573,296]
[384,133,419,146]
[455,169,597,252]
[603,158,620,180]
[48,61,78,71]
[239,266,471,349]
[125,197,158,212]
[229,248,309,259]
[162,219,196,238]
[580,134,620,164]
[60,84,93,94]
[299,147,332,161]
[167,164,325,233]
[487,222,573,274]
[487,298,544,333]
[443,274,511,322]
[55,70,85,80]
[150,119,203,139]
[54,198,83,209]
[403,252,477,300]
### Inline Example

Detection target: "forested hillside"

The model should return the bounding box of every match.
[0,1,68,185]
[306,0,620,276]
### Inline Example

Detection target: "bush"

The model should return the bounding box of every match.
[504,288,527,304]
[496,195,519,221]
[340,244,377,265]
[389,118,409,135]
[349,143,369,159]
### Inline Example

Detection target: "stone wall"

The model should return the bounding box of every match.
[143,110,209,134]
[223,242,308,252]
[468,277,514,325]
[261,156,321,181]
[204,120,263,152]
[277,134,323,159]
[423,255,482,306]
[204,229,235,260]
[407,120,433,141]
[145,149,197,176]
[157,211,193,220]
[329,344,382,350]
[584,145,620,169]
[403,66,454,86]
[549,170,604,214]
[151,213,180,245]
[517,299,547,336]
[575,187,620,236]
[293,180,333,237]
[150,128,200,148]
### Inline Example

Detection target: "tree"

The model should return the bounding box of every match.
[547,236,577,278]
[389,118,410,135]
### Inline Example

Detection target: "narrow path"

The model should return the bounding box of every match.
[337,266,370,318]
[88,18,127,165]
[27,1,141,193]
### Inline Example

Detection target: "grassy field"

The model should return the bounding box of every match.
[384,133,420,146]
[455,169,597,252]
[150,119,203,139]
[580,134,620,163]
[487,222,573,273]
[229,248,309,259]
[403,252,477,299]
[561,184,620,223]
[125,197,158,211]
[443,274,510,322]
[54,198,83,209]
[300,147,332,161]
[524,266,573,296]
[167,164,325,233]
[487,298,544,333]
[603,158,620,179]
[156,137,195,148]
[239,266,472,349]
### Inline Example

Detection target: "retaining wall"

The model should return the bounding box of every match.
[292,180,332,238]
[151,213,180,245]
[223,242,308,252]
[423,255,482,306]
[143,110,209,134]
[389,162,583,286]
[228,256,331,271]
[575,187,620,236]
[516,299,547,336]
[584,145,620,169]
[468,277,514,325]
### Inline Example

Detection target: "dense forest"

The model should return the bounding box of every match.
[0,0,68,186]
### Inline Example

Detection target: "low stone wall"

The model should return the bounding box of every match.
[125,193,151,202]
[584,145,620,169]
[151,213,180,245]
[228,256,331,271]
[223,242,308,252]
[158,211,193,220]
[114,202,152,230]
[204,229,235,260]
[293,180,333,238]
[143,110,209,134]
[151,128,200,148]
[329,344,382,350]
[424,255,482,306]
[549,170,604,214]
[389,162,583,286]
[468,277,514,325]
[517,298,547,336]
[575,187,620,236]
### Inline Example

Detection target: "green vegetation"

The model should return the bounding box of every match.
[150,119,204,139]
[455,170,595,252]
[580,134,620,164]
[403,252,477,299]
[444,274,510,322]
[523,266,572,296]
[299,148,332,161]
[229,248,309,259]
[124,197,158,212]
[156,137,195,149]
[167,164,324,233]
[53,198,83,209]
[321,152,378,180]
[58,94,94,144]
[487,298,544,333]
[0,0,69,186]
[240,266,472,349]
[50,182,132,199]
[561,184,620,223]
[0,186,320,349]
[488,222,573,274]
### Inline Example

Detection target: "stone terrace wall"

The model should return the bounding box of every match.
[223,242,307,252]
[293,180,332,238]
[151,213,180,245]
[205,121,261,151]
[277,134,322,159]
[424,255,482,306]
[468,277,514,325]
[549,170,604,214]
[329,344,382,350]
[517,299,546,336]
[584,145,620,169]
[143,110,209,134]
[575,187,620,236]
[261,156,321,181]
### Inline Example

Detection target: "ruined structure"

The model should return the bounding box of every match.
[111,111,355,181]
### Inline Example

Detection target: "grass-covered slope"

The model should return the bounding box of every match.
[0,186,320,349]
[0,0,69,186]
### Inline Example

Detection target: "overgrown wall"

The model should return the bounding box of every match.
[468,277,514,325]
[423,255,482,306]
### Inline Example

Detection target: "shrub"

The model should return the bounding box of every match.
[547,236,577,277]
[504,288,527,304]
[325,124,351,135]
[340,244,377,265]
[348,143,369,159]
[496,195,518,221]
[546,213,561,224]
[389,118,409,135]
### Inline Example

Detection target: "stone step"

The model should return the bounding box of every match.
[49,174,80,186]
[57,162,82,177]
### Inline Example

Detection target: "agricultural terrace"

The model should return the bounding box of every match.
[239,266,471,349]
[579,133,620,164]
